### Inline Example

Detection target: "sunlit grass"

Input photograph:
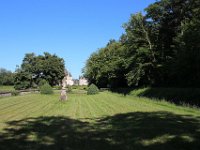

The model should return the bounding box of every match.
[0,86,14,92]
[0,92,199,150]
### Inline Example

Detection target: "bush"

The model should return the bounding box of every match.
[14,81,30,90]
[53,85,62,90]
[11,90,20,96]
[66,86,72,93]
[71,85,78,89]
[40,83,53,94]
[83,86,88,90]
[32,82,38,89]
[81,85,88,91]
[38,79,48,87]
[71,85,88,91]
[87,84,99,95]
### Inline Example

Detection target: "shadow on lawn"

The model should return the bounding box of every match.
[0,112,200,150]
[111,88,200,106]
[136,88,200,106]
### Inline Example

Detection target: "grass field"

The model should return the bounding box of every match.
[0,86,14,92]
[0,92,200,150]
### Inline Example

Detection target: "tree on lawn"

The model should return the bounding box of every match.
[14,52,65,90]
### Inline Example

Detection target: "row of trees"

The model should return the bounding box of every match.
[0,68,14,85]
[84,0,200,88]
[14,52,65,90]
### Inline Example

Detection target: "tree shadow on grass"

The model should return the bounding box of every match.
[110,88,134,96]
[111,88,200,106]
[0,112,200,150]
[136,88,200,106]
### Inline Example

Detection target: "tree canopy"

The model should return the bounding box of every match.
[14,52,65,90]
[84,0,200,88]
[0,68,14,85]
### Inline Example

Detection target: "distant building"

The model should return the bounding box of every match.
[62,70,74,87]
[79,76,88,86]
[62,70,88,87]
[73,79,79,85]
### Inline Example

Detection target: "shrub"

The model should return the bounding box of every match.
[87,84,99,95]
[83,86,88,90]
[14,81,30,90]
[38,79,48,87]
[32,82,38,89]
[66,86,72,93]
[71,85,78,89]
[11,90,20,96]
[53,85,62,90]
[40,83,53,94]
[80,85,88,91]
[71,85,88,90]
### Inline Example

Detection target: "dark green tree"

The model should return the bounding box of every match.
[83,41,127,88]
[84,0,200,88]
[0,68,14,85]
[14,52,65,89]
[123,13,158,86]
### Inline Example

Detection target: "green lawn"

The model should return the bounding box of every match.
[0,86,14,92]
[0,92,200,150]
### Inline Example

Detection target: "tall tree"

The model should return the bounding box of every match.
[14,52,65,89]
[0,68,14,85]
[84,41,127,88]
[84,0,200,88]
[123,13,158,86]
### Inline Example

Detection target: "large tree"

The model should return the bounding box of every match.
[84,0,200,88]
[0,68,14,85]
[83,40,127,88]
[14,52,65,89]
[123,13,158,86]
[145,0,200,87]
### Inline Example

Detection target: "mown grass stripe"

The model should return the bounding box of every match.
[1,99,43,121]
[0,99,39,118]
[0,95,37,111]
[9,97,55,120]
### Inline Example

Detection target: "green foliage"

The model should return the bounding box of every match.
[71,85,88,91]
[11,90,20,96]
[0,92,200,150]
[129,87,200,106]
[40,83,53,95]
[84,0,200,88]
[14,68,32,90]
[38,79,48,87]
[14,80,30,90]
[82,86,88,91]
[14,52,65,90]
[0,86,14,92]
[53,85,62,90]
[87,84,99,95]
[0,68,14,86]
[66,86,72,93]
[83,41,127,88]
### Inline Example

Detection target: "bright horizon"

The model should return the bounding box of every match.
[0,0,156,79]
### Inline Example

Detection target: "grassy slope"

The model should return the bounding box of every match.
[115,87,200,106]
[0,92,200,150]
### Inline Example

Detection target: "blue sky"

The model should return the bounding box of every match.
[0,0,156,79]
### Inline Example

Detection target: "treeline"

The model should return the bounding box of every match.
[14,52,65,90]
[84,0,200,88]
[0,68,14,85]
